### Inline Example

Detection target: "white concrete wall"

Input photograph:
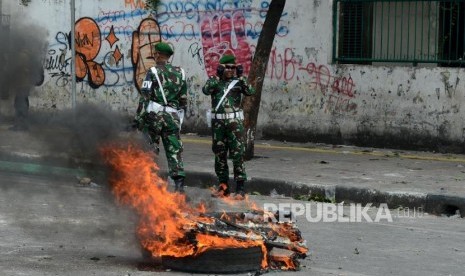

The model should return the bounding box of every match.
[3,0,465,150]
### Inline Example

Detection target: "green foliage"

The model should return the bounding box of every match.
[145,0,162,12]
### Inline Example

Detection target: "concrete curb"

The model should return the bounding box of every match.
[183,170,464,218]
[0,155,463,218]
[425,194,465,217]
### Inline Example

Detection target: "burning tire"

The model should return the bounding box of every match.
[161,246,263,273]
[103,145,307,272]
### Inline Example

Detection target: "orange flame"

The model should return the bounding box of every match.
[270,254,298,270]
[100,143,268,267]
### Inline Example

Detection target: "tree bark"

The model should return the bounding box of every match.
[242,0,286,160]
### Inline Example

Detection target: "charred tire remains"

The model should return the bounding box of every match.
[104,144,307,274]
[162,246,263,274]
[146,211,308,273]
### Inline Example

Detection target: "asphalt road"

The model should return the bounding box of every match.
[0,171,464,276]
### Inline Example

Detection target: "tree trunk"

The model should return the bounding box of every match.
[242,0,286,160]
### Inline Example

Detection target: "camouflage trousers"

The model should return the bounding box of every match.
[143,111,185,179]
[211,117,246,183]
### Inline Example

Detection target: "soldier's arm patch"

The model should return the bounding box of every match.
[142,80,153,89]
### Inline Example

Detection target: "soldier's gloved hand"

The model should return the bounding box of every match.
[133,115,145,131]
[238,77,247,89]
[216,65,225,77]
[236,64,243,77]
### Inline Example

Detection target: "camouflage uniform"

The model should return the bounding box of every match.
[136,63,187,180]
[202,75,255,189]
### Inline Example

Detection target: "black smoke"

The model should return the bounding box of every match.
[0,20,146,173]
[26,103,145,180]
[0,20,47,121]
[0,16,153,182]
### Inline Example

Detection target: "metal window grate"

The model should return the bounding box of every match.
[333,0,465,66]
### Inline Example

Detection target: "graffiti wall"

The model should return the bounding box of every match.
[6,0,465,149]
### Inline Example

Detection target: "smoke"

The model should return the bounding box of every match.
[0,20,145,173]
[0,18,147,181]
[0,16,146,246]
[0,102,144,244]
[0,21,47,102]
[28,103,143,176]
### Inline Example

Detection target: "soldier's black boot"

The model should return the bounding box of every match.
[174,177,185,193]
[235,180,246,199]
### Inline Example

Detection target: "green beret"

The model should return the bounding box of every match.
[219,54,236,64]
[154,42,174,56]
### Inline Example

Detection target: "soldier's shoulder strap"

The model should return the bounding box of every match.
[150,67,167,105]
[180,68,185,81]
[214,79,239,111]
[150,66,158,76]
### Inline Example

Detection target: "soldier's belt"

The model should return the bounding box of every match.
[212,111,244,120]
[147,101,178,114]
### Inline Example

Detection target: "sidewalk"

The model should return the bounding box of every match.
[180,134,465,217]
[0,122,464,217]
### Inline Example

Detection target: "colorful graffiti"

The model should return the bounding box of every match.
[156,5,288,44]
[200,10,253,76]
[299,63,355,98]
[325,94,357,114]
[96,8,148,41]
[160,21,197,42]
[44,1,290,90]
[299,63,357,114]
[74,17,105,88]
[266,47,357,92]
[46,14,149,90]
[188,42,204,65]
[262,46,357,113]
[124,0,146,10]
[42,1,353,114]
[45,32,72,87]
[131,17,161,91]
[156,0,256,24]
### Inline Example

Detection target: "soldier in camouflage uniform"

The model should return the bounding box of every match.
[202,54,255,198]
[135,42,188,192]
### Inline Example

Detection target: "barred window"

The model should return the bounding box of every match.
[333,0,465,67]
